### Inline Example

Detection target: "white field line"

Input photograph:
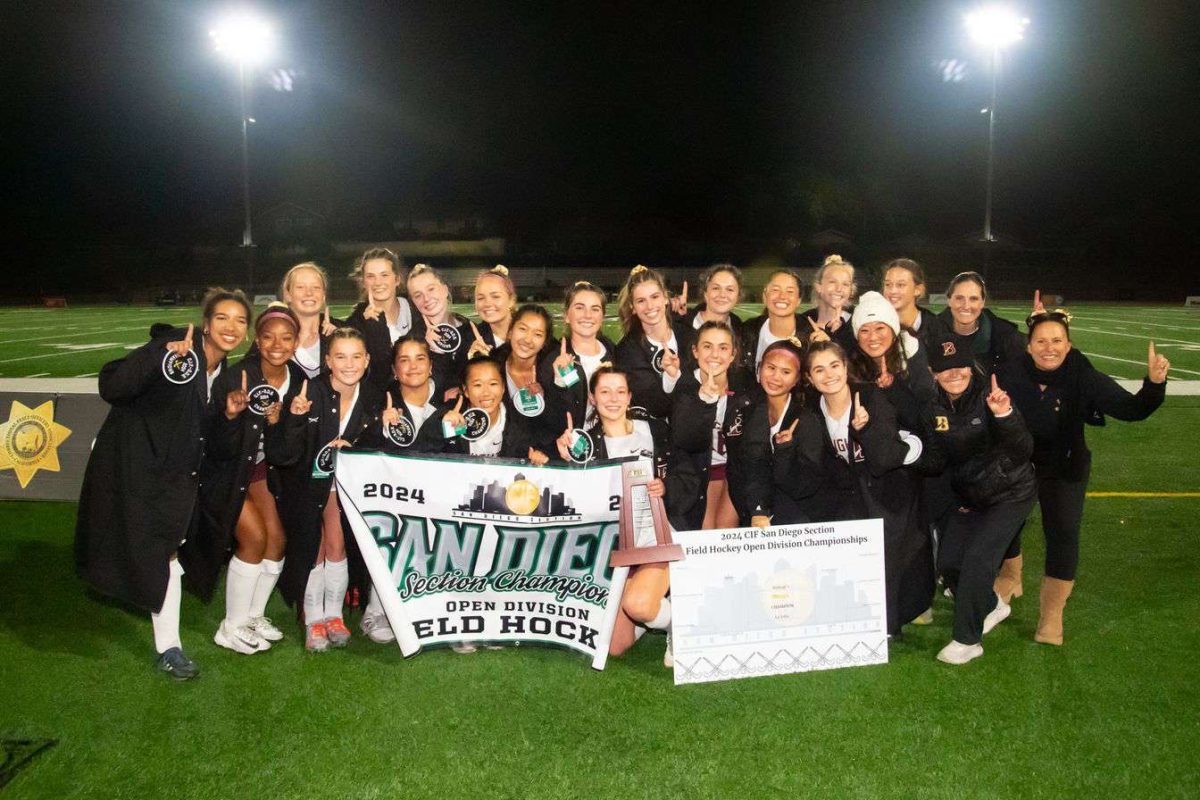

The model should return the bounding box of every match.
[0,344,138,365]
[1067,325,1200,348]
[0,325,166,346]
[1072,315,1200,333]
[1083,351,1200,377]
[24,372,49,378]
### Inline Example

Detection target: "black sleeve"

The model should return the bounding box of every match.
[670,390,717,455]
[854,389,910,478]
[206,367,247,462]
[1083,368,1165,423]
[737,405,774,516]
[265,405,308,468]
[615,334,672,419]
[989,407,1034,464]
[772,412,826,502]
[98,333,180,404]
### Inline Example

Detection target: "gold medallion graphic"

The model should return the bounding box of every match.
[505,476,541,516]
[0,400,73,488]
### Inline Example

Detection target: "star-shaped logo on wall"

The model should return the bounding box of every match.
[0,400,73,489]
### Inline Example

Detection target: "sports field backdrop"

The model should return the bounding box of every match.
[1,301,1197,798]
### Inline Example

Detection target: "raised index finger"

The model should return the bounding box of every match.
[1034,289,1041,309]
[470,320,484,342]
[184,323,194,345]
[681,280,688,304]
[386,391,394,409]
[565,412,573,430]
[241,370,248,391]
[454,394,464,412]
[561,337,568,355]
[991,373,1000,393]
[299,379,308,399]
[1149,340,1157,361]
[787,418,799,434]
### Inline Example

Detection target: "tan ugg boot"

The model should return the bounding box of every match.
[1034,577,1074,646]
[994,554,1024,603]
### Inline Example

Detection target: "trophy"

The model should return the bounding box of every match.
[610,460,683,567]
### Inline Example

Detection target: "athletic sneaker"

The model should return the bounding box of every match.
[214,620,265,655]
[325,617,352,647]
[155,647,200,681]
[306,622,330,653]
[663,631,674,669]
[360,611,396,644]
[248,616,284,642]
[982,595,1011,635]
[937,640,983,665]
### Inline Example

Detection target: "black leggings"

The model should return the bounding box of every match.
[1001,468,1089,581]
[938,496,1036,645]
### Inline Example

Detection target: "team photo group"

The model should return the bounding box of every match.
[73,249,1171,680]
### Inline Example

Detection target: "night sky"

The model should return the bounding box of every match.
[8,1,1198,264]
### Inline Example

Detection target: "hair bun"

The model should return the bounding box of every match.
[411,263,431,275]
[630,264,649,276]
[491,264,509,276]
[823,254,844,266]
[787,336,804,348]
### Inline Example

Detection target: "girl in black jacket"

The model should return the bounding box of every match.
[278,262,343,379]
[406,263,472,402]
[922,337,1037,665]
[614,265,695,421]
[265,328,386,652]
[802,254,858,352]
[554,366,673,665]
[666,322,756,531]
[75,288,251,680]
[194,305,308,655]
[469,265,517,352]
[800,341,930,637]
[492,305,559,457]
[1001,308,1169,645]
[882,257,942,353]
[343,247,423,392]
[539,281,617,434]
[743,269,806,370]
[424,356,552,464]
[671,263,752,379]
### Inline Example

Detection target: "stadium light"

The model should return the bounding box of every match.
[210,10,275,289]
[965,6,1029,243]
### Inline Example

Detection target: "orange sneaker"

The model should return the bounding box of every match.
[305,622,330,652]
[325,617,352,647]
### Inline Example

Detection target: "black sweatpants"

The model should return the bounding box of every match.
[998,467,1089,581]
[938,496,1036,645]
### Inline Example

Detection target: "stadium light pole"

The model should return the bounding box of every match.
[211,11,275,290]
[965,7,1029,243]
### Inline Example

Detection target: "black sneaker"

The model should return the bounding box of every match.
[155,647,200,681]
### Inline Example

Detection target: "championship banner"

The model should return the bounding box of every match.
[669,519,888,685]
[336,451,627,669]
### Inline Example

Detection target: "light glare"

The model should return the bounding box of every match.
[965,7,1029,49]
[210,11,275,64]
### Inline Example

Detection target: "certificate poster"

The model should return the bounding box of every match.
[669,519,887,685]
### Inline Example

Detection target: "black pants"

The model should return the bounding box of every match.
[938,496,1036,645]
[999,467,1089,581]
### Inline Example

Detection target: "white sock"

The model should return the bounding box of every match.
[324,559,349,621]
[364,587,384,617]
[249,558,284,619]
[224,556,260,627]
[646,597,672,631]
[303,562,326,625]
[151,559,185,654]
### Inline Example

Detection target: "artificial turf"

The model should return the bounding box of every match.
[2,301,1197,797]
[2,394,1198,798]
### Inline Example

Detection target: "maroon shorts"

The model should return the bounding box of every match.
[249,460,268,484]
[709,463,727,482]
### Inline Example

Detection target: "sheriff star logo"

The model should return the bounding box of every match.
[0,400,72,489]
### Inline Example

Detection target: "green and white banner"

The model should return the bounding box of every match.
[336,451,627,669]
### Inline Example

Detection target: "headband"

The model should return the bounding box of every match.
[255,309,298,334]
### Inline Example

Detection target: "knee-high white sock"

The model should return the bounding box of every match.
[303,562,326,625]
[249,558,284,618]
[646,598,672,631]
[324,559,349,621]
[364,586,384,617]
[151,559,185,654]
[224,556,260,627]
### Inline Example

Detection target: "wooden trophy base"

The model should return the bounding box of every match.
[610,543,684,567]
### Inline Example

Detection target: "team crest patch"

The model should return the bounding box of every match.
[941,341,957,357]
[247,384,280,415]
[313,444,337,477]
[431,323,461,354]
[385,415,416,447]
[161,349,199,384]
[566,428,594,463]
[462,408,492,441]
[651,347,667,374]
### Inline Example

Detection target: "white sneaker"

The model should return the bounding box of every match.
[451,642,477,654]
[983,594,1011,635]
[937,640,983,665]
[360,611,396,644]
[663,631,674,668]
[248,616,284,642]
[214,620,264,654]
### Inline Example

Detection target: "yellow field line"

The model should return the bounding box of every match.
[1086,492,1200,498]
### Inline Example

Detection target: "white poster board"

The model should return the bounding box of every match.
[669,519,887,685]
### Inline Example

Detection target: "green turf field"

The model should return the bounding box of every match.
[2,302,1198,798]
